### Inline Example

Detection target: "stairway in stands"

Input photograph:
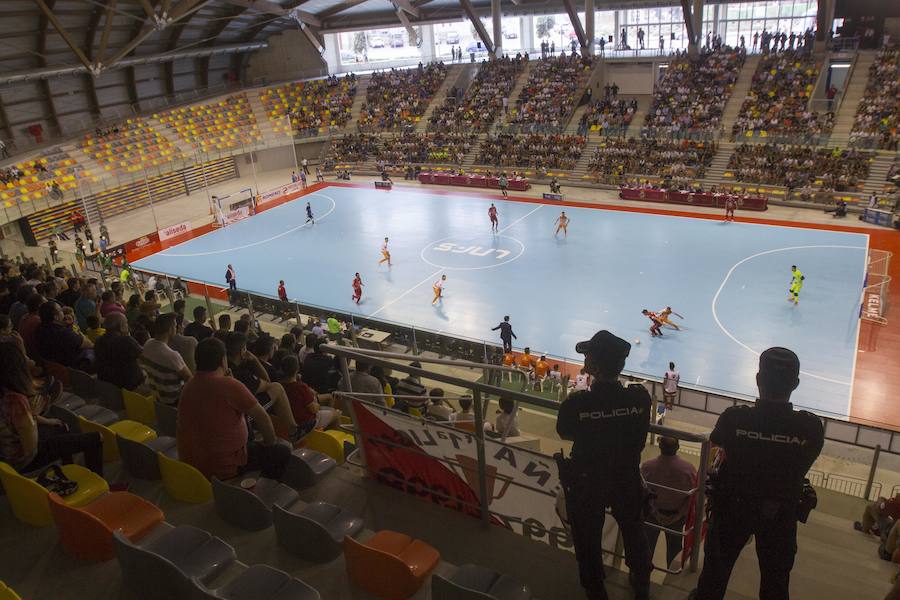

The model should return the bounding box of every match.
[493,61,534,131]
[344,76,371,133]
[568,138,601,184]
[718,54,760,136]
[624,95,652,137]
[829,51,876,147]
[416,63,471,132]
[863,153,896,195]
[701,141,737,188]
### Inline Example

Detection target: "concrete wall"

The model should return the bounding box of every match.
[251,141,326,174]
[246,29,328,84]
[604,62,655,95]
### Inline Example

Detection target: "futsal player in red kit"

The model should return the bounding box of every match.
[642,309,664,337]
[489,203,499,233]
[277,280,291,321]
[352,273,363,304]
[724,196,738,221]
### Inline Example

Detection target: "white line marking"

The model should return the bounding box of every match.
[710,244,866,386]
[847,234,870,418]
[498,204,543,234]
[158,193,337,257]
[368,268,444,317]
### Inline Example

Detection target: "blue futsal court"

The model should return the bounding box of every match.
[134,184,869,418]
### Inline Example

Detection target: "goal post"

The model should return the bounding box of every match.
[212,188,255,227]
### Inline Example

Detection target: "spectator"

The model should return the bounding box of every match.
[83,314,106,344]
[94,313,146,392]
[452,395,476,424]
[338,360,385,404]
[139,290,160,320]
[184,305,214,341]
[57,278,80,308]
[507,54,594,131]
[99,290,126,318]
[36,301,92,368]
[378,132,474,167]
[359,63,448,130]
[278,354,340,437]
[726,143,871,191]
[479,133,585,171]
[641,436,698,568]
[301,340,337,393]
[0,340,103,476]
[177,337,291,480]
[8,285,33,330]
[140,313,192,405]
[850,47,899,150]
[495,397,520,438]
[169,313,198,373]
[16,294,44,360]
[855,494,900,538]
[425,388,454,421]
[588,138,717,185]
[73,281,98,331]
[370,366,395,408]
[429,57,526,132]
[225,332,303,441]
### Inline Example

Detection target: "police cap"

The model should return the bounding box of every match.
[575,330,631,362]
[759,347,800,379]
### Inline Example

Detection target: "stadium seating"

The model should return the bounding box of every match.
[725,143,873,190]
[48,491,164,561]
[116,435,177,481]
[327,133,379,163]
[506,54,593,131]
[76,415,157,463]
[732,49,832,139]
[344,530,441,600]
[0,581,22,600]
[580,97,637,136]
[0,461,109,527]
[587,138,717,184]
[644,47,745,134]
[379,132,475,165]
[359,63,448,129]
[79,118,185,175]
[432,564,533,600]
[190,564,321,600]
[273,501,364,561]
[478,134,585,171]
[261,75,357,136]
[429,56,526,132]
[122,388,157,426]
[0,147,92,208]
[211,476,299,531]
[156,93,262,151]
[850,46,899,150]
[158,452,213,503]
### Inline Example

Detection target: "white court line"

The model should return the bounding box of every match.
[498,204,543,234]
[368,268,444,317]
[157,193,337,257]
[710,244,867,386]
[846,235,870,419]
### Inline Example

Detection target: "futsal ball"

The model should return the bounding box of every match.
[634,338,640,345]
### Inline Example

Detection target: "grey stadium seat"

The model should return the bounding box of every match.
[190,564,321,600]
[211,477,299,531]
[432,564,533,600]
[272,501,364,561]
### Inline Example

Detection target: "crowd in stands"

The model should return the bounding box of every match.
[850,46,899,150]
[587,138,717,183]
[725,143,872,190]
[262,74,357,135]
[477,133,585,170]
[378,132,474,165]
[329,134,378,163]
[752,28,816,54]
[732,50,833,138]
[507,53,593,131]
[579,95,637,136]
[359,63,447,130]
[428,56,526,132]
[644,47,745,134]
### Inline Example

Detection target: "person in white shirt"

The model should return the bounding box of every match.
[425,388,454,421]
[451,395,475,423]
[495,397,519,439]
[140,314,192,405]
[663,361,680,409]
[572,368,591,391]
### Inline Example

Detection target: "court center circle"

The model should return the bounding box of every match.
[420,235,525,271]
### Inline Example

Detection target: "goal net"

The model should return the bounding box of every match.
[861,249,891,325]
[212,188,255,227]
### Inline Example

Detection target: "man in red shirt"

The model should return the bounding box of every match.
[177,337,291,480]
[277,354,339,437]
[856,494,900,536]
[277,280,291,321]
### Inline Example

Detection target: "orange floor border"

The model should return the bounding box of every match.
[131,181,900,430]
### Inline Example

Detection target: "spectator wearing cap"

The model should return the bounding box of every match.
[556,330,652,600]
[689,348,825,600]
[641,436,698,569]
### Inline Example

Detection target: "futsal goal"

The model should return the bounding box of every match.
[858,249,891,351]
[212,188,255,227]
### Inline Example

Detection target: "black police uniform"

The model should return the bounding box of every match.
[694,401,824,600]
[557,380,652,600]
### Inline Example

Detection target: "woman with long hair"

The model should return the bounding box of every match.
[0,341,103,475]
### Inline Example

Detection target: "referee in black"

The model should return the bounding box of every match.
[690,347,824,600]
[556,330,651,600]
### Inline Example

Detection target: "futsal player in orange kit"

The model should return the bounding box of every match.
[555,211,569,237]
[432,274,447,305]
[378,237,391,266]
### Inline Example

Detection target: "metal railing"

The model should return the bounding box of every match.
[324,344,711,574]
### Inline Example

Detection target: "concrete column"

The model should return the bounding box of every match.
[585,0,595,55]
[522,15,534,55]
[692,0,703,46]
[492,0,502,58]
[421,23,436,61]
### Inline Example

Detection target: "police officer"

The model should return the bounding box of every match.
[690,347,824,600]
[556,330,651,600]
